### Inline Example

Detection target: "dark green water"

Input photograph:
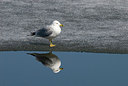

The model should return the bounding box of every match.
[0,51,128,86]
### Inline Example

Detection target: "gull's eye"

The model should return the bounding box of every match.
[56,23,58,24]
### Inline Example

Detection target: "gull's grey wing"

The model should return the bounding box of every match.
[35,26,53,37]
[27,53,55,66]
[36,56,53,66]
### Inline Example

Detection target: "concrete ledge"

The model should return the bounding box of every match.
[0,0,128,54]
[0,37,128,54]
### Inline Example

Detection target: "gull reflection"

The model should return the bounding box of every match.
[27,51,63,73]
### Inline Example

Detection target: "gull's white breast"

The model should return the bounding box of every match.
[49,25,61,38]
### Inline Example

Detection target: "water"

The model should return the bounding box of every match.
[0,51,128,86]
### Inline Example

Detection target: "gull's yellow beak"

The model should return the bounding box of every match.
[59,68,64,70]
[60,24,64,27]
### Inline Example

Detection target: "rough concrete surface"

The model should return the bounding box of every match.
[0,0,128,53]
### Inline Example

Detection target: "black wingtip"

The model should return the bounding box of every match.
[31,32,36,36]
[27,53,37,56]
[27,32,36,36]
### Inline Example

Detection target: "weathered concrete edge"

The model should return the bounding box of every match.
[0,40,128,54]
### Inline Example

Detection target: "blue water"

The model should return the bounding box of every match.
[0,51,128,86]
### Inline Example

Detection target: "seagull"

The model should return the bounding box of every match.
[27,51,63,73]
[30,20,63,47]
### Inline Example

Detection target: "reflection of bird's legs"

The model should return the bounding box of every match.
[49,39,56,47]
[49,48,53,54]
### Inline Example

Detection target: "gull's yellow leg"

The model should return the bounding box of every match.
[49,40,56,47]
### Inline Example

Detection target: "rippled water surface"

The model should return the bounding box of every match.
[0,51,128,86]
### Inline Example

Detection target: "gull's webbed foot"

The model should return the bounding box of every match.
[50,44,56,47]
[49,40,56,47]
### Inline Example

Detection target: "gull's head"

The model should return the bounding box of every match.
[53,68,64,73]
[52,20,64,27]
